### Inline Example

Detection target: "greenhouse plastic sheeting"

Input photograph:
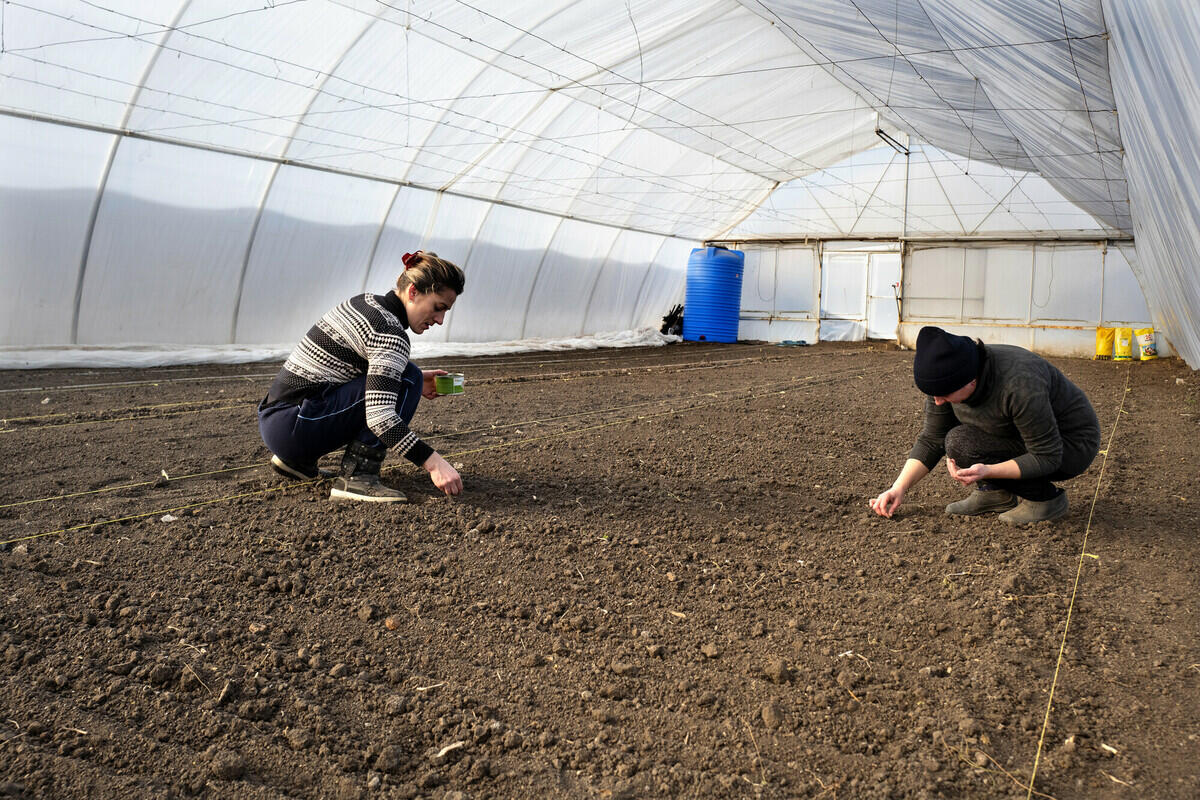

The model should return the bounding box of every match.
[2,1,1200,367]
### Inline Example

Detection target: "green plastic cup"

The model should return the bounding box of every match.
[435,373,465,395]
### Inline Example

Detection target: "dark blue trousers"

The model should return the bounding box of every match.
[944,423,1097,501]
[258,362,422,465]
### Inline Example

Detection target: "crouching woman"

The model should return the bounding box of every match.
[870,326,1100,525]
[258,251,465,502]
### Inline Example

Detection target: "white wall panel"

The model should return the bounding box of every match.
[79,139,273,345]
[0,117,113,346]
[905,248,964,320]
[901,242,1161,357]
[1030,245,1103,323]
[741,248,778,317]
[1101,246,1151,325]
[955,246,1034,322]
[732,244,820,342]
[235,166,396,344]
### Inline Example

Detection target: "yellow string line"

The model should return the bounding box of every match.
[0,343,776,396]
[1,397,232,425]
[1026,365,1131,799]
[0,354,782,437]
[3,365,863,510]
[0,463,263,510]
[0,483,310,546]
[0,403,246,434]
[2,376,835,547]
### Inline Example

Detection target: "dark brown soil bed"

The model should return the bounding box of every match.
[1,341,1197,799]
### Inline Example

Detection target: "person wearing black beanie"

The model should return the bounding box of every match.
[869,326,1101,525]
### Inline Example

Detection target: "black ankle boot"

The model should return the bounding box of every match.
[330,441,407,503]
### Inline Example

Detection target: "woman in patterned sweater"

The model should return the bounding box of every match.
[258,251,465,502]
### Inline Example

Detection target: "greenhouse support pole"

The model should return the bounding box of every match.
[1098,241,1107,325]
[902,137,910,241]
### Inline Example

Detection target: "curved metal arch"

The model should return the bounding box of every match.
[516,215,567,339]
[69,0,196,343]
[360,183,405,295]
[578,228,627,336]
[438,194,495,342]
[229,4,395,342]
[398,0,588,188]
[626,235,672,330]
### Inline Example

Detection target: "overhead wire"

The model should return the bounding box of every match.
[10,0,933,229]
[2,7,760,223]
[1,1,1124,238]
[1053,0,1123,229]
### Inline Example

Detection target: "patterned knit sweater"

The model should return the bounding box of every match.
[265,291,434,467]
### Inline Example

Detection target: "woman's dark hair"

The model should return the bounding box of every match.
[397,250,465,296]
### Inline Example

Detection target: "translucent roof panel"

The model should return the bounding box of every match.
[0,0,183,129]
[2,1,1200,366]
[743,1,1130,231]
[728,143,1114,239]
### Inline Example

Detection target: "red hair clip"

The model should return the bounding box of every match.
[402,250,422,267]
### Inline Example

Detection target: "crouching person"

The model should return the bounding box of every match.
[258,251,465,502]
[870,326,1100,525]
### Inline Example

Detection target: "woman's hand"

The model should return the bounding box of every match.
[869,486,905,518]
[421,369,448,399]
[947,458,990,487]
[423,452,462,496]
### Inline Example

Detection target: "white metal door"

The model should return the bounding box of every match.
[820,252,868,340]
[866,252,902,340]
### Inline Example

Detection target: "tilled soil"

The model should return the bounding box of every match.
[1,341,1197,799]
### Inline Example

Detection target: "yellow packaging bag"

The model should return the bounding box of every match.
[1135,327,1157,360]
[1094,327,1114,360]
[1113,327,1134,361]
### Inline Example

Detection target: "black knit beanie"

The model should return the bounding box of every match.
[913,326,979,396]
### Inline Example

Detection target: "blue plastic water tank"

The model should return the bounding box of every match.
[683,246,743,343]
